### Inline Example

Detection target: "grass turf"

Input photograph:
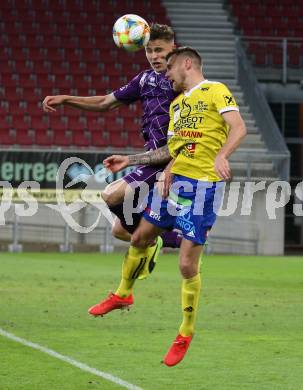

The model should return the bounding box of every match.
[0,252,303,390]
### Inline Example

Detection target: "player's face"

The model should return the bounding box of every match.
[165,55,185,92]
[145,39,175,72]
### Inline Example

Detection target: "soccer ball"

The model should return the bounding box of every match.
[112,14,150,52]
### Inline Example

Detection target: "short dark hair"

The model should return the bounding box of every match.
[149,23,174,42]
[166,46,202,67]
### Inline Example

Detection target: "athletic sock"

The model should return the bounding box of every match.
[115,238,162,297]
[179,273,201,337]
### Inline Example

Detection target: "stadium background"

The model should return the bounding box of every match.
[0,0,302,254]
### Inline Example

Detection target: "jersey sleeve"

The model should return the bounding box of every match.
[212,83,239,114]
[113,71,144,104]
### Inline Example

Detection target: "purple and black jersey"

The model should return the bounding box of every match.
[113,69,178,151]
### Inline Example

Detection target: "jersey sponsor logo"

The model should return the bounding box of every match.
[159,78,172,90]
[176,213,196,234]
[139,73,148,87]
[193,100,208,112]
[186,143,196,154]
[175,116,203,130]
[181,147,195,159]
[173,104,180,112]
[200,87,209,91]
[180,98,191,118]
[178,130,203,138]
[224,95,235,105]
[187,229,195,238]
[148,209,161,221]
[147,75,157,86]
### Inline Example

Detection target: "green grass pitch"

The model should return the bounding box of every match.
[0,252,303,390]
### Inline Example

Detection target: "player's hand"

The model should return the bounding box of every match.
[103,155,130,173]
[157,169,174,199]
[42,95,66,112]
[214,154,231,180]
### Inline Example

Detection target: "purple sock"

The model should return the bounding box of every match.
[161,231,182,248]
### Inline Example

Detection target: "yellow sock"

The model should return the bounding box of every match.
[115,245,147,298]
[179,273,201,337]
[138,236,162,280]
[115,237,163,298]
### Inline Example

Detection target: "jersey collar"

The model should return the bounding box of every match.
[184,79,209,97]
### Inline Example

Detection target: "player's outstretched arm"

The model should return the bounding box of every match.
[103,145,172,173]
[128,145,172,166]
[103,155,130,173]
[215,110,247,180]
[42,93,122,113]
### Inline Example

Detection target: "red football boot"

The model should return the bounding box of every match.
[163,333,193,367]
[88,293,134,317]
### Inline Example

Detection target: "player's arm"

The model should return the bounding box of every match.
[156,158,175,199]
[103,145,172,173]
[215,110,247,180]
[42,93,122,113]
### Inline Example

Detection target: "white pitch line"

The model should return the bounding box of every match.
[0,328,143,390]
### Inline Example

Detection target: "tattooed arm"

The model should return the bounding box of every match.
[103,145,172,173]
[128,145,171,165]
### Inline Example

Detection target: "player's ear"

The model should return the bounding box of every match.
[185,57,192,70]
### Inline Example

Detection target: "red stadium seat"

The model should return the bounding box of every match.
[16,129,34,145]
[35,129,53,146]
[129,132,144,149]
[67,118,85,131]
[0,128,15,145]
[231,0,303,49]
[27,102,44,116]
[28,48,47,61]
[109,132,128,148]
[31,116,49,130]
[49,117,67,131]
[18,74,37,88]
[0,0,169,151]
[12,117,30,131]
[0,118,11,131]
[288,45,302,67]
[124,118,139,133]
[54,130,72,146]
[91,130,108,147]
[72,130,91,146]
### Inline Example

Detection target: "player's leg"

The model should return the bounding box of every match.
[88,184,174,317]
[162,178,222,366]
[101,178,129,207]
[163,239,202,367]
[88,218,164,316]
[115,218,165,297]
[105,166,182,248]
[111,217,131,242]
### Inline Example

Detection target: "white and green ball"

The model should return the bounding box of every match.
[113,14,150,52]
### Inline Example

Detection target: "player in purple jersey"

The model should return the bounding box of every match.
[43,24,181,275]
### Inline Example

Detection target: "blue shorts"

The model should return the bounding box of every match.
[107,164,165,234]
[143,175,224,245]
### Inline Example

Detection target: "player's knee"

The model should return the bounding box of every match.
[112,223,129,241]
[100,190,111,205]
[179,257,197,279]
[131,230,153,248]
